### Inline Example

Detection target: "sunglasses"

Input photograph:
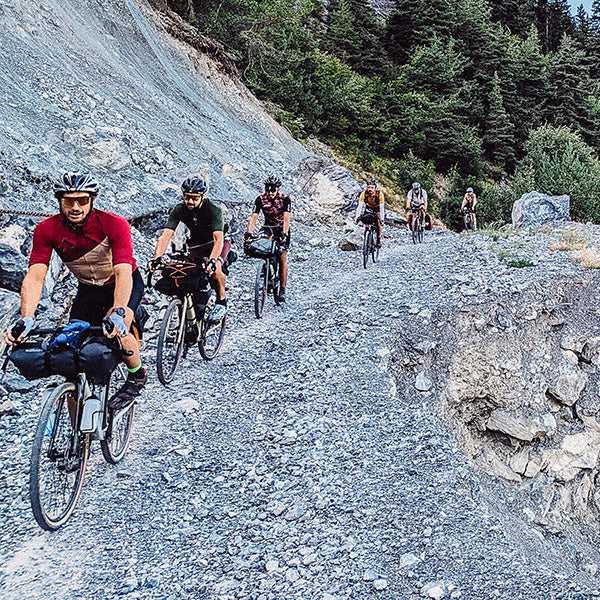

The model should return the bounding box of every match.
[265,184,278,192]
[61,195,92,208]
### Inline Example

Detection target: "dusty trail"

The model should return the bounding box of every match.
[2,227,600,600]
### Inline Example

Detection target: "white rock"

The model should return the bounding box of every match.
[265,560,279,572]
[399,553,421,568]
[416,373,432,392]
[373,579,388,590]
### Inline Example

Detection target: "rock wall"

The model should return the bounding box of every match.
[393,273,600,533]
[0,0,356,222]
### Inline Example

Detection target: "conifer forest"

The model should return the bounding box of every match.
[168,0,600,228]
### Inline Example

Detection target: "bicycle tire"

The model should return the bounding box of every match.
[411,217,419,244]
[464,212,473,231]
[272,259,282,306]
[370,230,379,263]
[30,383,90,531]
[363,229,370,268]
[254,261,268,318]
[199,294,227,360]
[101,364,135,464]
[418,221,424,243]
[156,297,185,385]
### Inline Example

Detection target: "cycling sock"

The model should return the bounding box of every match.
[128,363,145,379]
[216,298,227,306]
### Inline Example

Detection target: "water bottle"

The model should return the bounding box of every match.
[49,320,90,349]
[80,396,101,433]
[44,411,56,435]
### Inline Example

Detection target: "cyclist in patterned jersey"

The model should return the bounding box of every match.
[355,178,385,248]
[152,177,229,322]
[244,175,291,303]
[4,172,146,411]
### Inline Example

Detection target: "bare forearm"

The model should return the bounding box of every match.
[247,213,259,233]
[20,265,48,318]
[113,265,133,309]
[154,229,174,258]
[210,233,224,260]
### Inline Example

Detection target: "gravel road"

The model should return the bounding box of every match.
[2,224,600,600]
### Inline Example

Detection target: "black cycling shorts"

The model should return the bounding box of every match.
[70,269,144,325]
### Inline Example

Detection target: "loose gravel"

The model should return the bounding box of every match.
[2,223,600,600]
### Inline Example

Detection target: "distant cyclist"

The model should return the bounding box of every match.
[152,177,229,322]
[244,175,291,303]
[355,178,385,248]
[406,182,428,228]
[461,187,477,230]
[4,172,146,411]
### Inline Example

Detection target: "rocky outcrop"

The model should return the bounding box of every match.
[512,191,570,228]
[430,277,600,529]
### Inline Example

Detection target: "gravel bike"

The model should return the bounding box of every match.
[5,321,133,530]
[245,229,282,319]
[462,206,475,231]
[358,213,379,268]
[150,255,227,385]
[410,206,425,244]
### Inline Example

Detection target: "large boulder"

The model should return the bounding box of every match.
[512,191,570,228]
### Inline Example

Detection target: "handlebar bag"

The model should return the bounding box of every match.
[78,337,121,384]
[244,238,276,258]
[9,343,52,380]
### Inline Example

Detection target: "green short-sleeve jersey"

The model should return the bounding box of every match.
[165,200,223,246]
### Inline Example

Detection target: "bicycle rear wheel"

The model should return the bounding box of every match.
[30,383,90,531]
[156,297,186,385]
[254,261,268,318]
[199,294,227,360]
[101,364,135,464]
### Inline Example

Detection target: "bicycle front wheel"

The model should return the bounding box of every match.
[199,295,227,360]
[363,230,370,268]
[101,364,135,464]
[418,221,424,243]
[30,383,90,531]
[254,261,268,318]
[371,231,379,264]
[272,259,282,306]
[156,297,186,385]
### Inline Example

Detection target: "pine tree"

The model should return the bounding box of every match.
[385,0,421,64]
[502,25,549,149]
[483,72,516,171]
[536,0,575,53]
[490,0,536,38]
[548,34,596,143]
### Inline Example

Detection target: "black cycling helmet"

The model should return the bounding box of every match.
[54,171,99,198]
[264,175,281,188]
[367,178,377,187]
[181,177,208,194]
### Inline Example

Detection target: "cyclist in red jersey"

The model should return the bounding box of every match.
[4,172,146,411]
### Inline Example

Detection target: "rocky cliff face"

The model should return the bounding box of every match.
[391,223,600,540]
[0,0,354,220]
